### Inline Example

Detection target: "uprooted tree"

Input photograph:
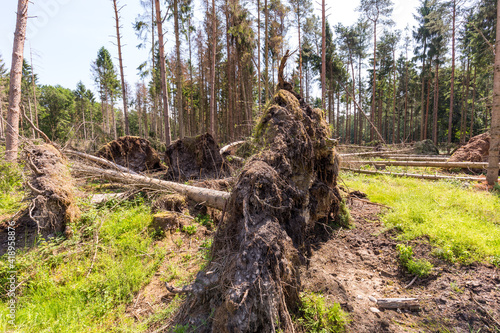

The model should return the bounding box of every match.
[166,55,344,332]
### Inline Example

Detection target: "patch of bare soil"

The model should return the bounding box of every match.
[97,136,164,173]
[449,133,490,163]
[164,133,230,181]
[304,198,500,332]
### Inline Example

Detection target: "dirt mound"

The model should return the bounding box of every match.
[449,132,490,163]
[305,198,500,332]
[0,144,79,254]
[413,139,440,155]
[168,81,343,331]
[97,136,164,173]
[164,133,229,181]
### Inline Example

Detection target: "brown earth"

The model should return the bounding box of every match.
[164,133,230,181]
[449,133,490,163]
[97,136,164,173]
[303,197,500,332]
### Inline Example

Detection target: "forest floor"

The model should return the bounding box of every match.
[1,150,499,332]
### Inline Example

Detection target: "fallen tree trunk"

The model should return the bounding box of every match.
[340,149,413,157]
[219,140,246,155]
[381,156,450,162]
[376,298,419,310]
[71,163,229,210]
[376,154,450,159]
[65,149,139,175]
[341,167,490,181]
[345,160,494,169]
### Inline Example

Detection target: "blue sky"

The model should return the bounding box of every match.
[0,0,420,99]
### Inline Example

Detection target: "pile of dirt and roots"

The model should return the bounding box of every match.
[0,144,79,254]
[167,84,343,332]
[97,136,164,173]
[164,133,230,181]
[413,139,440,155]
[448,132,490,163]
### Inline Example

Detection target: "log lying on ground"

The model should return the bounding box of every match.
[168,59,342,331]
[341,167,490,181]
[71,163,229,210]
[344,160,495,169]
[340,148,413,157]
[376,298,419,310]
[381,156,450,162]
[219,140,246,155]
[65,149,139,175]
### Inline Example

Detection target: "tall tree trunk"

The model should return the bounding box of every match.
[225,0,234,140]
[174,0,184,139]
[257,0,261,115]
[487,0,500,185]
[264,0,269,103]
[154,0,172,146]
[392,48,397,143]
[404,46,409,141]
[461,57,471,143]
[469,66,477,139]
[30,49,39,137]
[113,0,130,136]
[424,79,431,140]
[6,0,29,162]
[432,60,439,145]
[298,10,303,96]
[420,59,426,140]
[321,0,326,110]
[371,20,377,142]
[210,0,217,139]
[448,0,456,143]
[110,91,117,140]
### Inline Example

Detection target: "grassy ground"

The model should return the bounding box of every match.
[342,171,500,264]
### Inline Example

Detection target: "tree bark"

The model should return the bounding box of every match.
[210,0,217,139]
[448,0,456,144]
[321,0,326,110]
[113,0,130,136]
[174,0,184,139]
[432,60,439,145]
[6,0,29,162]
[371,20,377,142]
[486,0,500,186]
[154,0,172,146]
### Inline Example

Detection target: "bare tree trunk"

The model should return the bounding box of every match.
[264,0,269,104]
[154,0,172,146]
[321,0,326,110]
[225,0,234,141]
[113,0,130,136]
[487,0,500,186]
[432,61,439,145]
[110,91,118,140]
[424,79,431,140]
[392,48,397,143]
[6,0,29,162]
[469,66,477,139]
[298,9,303,96]
[460,57,471,144]
[404,45,409,142]
[371,20,377,142]
[210,0,217,139]
[448,0,456,144]
[257,0,261,115]
[174,0,184,139]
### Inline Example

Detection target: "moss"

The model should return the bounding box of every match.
[335,199,353,229]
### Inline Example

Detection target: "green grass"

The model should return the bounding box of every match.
[342,172,500,263]
[0,199,166,332]
[296,292,349,333]
[0,154,25,217]
[396,244,433,277]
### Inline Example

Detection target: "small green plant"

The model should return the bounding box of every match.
[182,224,197,235]
[332,199,353,229]
[396,244,433,277]
[172,324,191,333]
[174,237,184,248]
[450,282,464,294]
[195,214,215,230]
[296,292,349,333]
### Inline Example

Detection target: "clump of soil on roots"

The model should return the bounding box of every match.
[97,136,164,172]
[449,132,490,163]
[168,87,342,332]
[164,133,230,181]
[0,144,79,254]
